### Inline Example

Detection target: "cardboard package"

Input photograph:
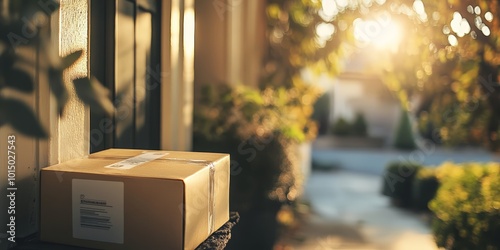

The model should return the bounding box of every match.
[40,149,229,250]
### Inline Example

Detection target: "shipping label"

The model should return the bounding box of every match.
[72,179,124,244]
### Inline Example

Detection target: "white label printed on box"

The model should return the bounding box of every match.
[104,152,169,170]
[72,179,124,244]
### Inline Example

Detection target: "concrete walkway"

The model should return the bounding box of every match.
[296,169,437,250]
[312,137,500,175]
[281,139,500,249]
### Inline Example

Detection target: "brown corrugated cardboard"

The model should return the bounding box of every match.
[40,149,230,250]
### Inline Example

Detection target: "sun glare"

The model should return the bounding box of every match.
[372,21,402,49]
[353,15,403,52]
[316,22,336,47]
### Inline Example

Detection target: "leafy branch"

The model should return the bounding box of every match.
[0,0,114,138]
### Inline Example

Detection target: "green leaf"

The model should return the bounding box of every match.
[241,89,264,105]
[40,39,61,68]
[73,77,114,116]
[0,48,15,72]
[281,125,305,142]
[48,69,69,115]
[15,0,60,17]
[0,97,47,138]
[4,68,34,93]
[0,107,7,127]
[267,4,281,19]
[60,50,83,69]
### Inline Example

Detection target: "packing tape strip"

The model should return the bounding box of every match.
[93,154,214,166]
[103,152,169,169]
[208,162,216,235]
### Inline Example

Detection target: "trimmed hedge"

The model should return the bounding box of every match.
[330,117,351,136]
[412,168,439,211]
[383,161,500,248]
[311,92,331,135]
[381,161,422,207]
[429,162,500,250]
[330,113,368,137]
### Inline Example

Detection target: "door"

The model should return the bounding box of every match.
[90,0,161,152]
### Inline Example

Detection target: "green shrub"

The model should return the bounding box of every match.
[193,83,321,211]
[311,92,331,135]
[381,161,422,207]
[412,168,439,211]
[393,109,417,150]
[352,113,367,136]
[429,163,500,250]
[330,113,368,137]
[311,159,340,171]
[330,117,351,136]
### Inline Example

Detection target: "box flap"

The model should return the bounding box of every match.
[42,149,229,181]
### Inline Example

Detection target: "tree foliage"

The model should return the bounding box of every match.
[375,0,500,150]
[265,0,500,150]
[262,0,387,88]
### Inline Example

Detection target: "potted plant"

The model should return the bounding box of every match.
[193,82,320,250]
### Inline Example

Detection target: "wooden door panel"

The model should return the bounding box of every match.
[115,0,136,148]
[90,0,160,152]
[135,10,152,148]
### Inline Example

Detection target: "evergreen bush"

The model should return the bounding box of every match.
[393,109,417,150]
[352,112,368,136]
[412,168,439,211]
[381,161,422,207]
[330,117,352,136]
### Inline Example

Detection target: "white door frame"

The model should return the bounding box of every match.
[161,0,194,151]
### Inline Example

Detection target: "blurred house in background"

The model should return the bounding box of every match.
[331,74,400,146]
[326,53,401,146]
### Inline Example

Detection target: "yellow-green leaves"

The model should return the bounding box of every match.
[267,4,281,20]
[193,83,321,143]
[430,162,500,249]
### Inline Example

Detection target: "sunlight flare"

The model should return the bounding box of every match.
[353,14,403,52]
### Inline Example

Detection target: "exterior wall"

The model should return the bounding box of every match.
[194,0,267,90]
[57,0,90,162]
[0,1,89,248]
[1,1,193,248]
[227,0,267,86]
[0,65,41,245]
[194,0,228,87]
[161,0,194,150]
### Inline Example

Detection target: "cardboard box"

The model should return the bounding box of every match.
[40,149,230,250]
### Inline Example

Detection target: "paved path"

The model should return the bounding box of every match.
[282,139,500,249]
[312,146,500,175]
[299,169,437,250]
[312,136,500,174]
